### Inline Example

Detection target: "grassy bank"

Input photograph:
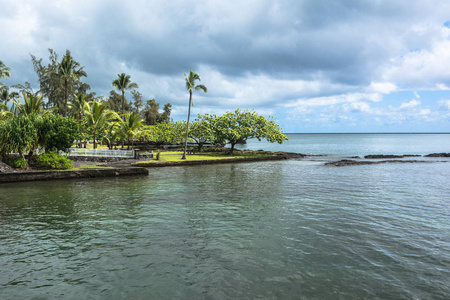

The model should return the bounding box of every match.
[139,151,277,163]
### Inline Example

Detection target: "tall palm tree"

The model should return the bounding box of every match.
[57,52,87,116]
[84,100,118,149]
[0,60,11,83]
[112,73,139,117]
[182,70,207,159]
[118,112,143,150]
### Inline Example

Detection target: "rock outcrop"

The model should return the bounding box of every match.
[325,159,435,167]
[424,153,450,157]
[0,162,15,173]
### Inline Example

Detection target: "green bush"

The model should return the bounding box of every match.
[36,152,74,170]
[8,157,28,169]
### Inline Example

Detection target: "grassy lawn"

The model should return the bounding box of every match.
[71,144,110,150]
[138,150,276,163]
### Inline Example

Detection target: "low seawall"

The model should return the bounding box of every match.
[133,154,288,167]
[0,167,149,184]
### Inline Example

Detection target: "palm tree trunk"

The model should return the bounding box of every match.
[93,130,97,149]
[182,90,192,159]
[64,78,68,117]
[122,90,125,118]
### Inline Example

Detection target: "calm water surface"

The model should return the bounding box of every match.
[1,134,449,299]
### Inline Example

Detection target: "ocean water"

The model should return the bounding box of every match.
[1,134,449,299]
[236,133,450,156]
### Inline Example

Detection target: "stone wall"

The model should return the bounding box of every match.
[0,167,149,183]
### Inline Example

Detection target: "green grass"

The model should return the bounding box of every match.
[138,150,276,163]
[71,144,110,150]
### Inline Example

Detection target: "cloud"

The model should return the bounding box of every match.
[2,0,450,132]
[438,99,450,110]
[400,100,421,109]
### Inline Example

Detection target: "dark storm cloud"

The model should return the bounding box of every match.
[2,0,450,132]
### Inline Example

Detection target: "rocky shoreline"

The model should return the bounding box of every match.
[323,153,450,167]
[0,152,448,182]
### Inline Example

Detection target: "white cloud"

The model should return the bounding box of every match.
[284,92,382,107]
[438,99,450,110]
[400,99,421,109]
[367,82,397,94]
[383,26,450,89]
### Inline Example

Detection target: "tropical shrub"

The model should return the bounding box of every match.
[37,114,79,152]
[8,157,28,169]
[36,152,74,170]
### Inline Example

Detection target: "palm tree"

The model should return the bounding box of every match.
[57,52,87,116]
[1,87,20,109]
[0,60,11,83]
[118,112,143,150]
[68,93,90,147]
[68,92,89,121]
[182,70,207,159]
[102,121,120,150]
[0,103,13,121]
[13,93,53,117]
[84,100,118,149]
[112,73,139,117]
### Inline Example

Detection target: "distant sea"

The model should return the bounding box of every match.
[235,133,450,156]
[1,133,449,299]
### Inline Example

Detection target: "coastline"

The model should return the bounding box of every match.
[1,152,448,183]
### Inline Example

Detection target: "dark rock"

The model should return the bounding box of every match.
[424,153,450,157]
[284,152,306,159]
[325,160,376,166]
[364,155,405,159]
[325,159,438,167]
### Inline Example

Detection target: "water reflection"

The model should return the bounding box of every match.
[1,161,449,299]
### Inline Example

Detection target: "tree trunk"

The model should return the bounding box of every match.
[27,150,33,170]
[64,78,68,117]
[182,90,192,159]
[93,130,97,149]
[122,90,125,118]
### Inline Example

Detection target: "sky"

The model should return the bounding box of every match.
[1,0,450,133]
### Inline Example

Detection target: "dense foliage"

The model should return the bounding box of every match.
[36,152,74,170]
[0,54,289,169]
[196,109,288,153]
[37,114,79,152]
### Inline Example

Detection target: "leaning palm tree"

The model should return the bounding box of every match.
[118,112,143,150]
[57,52,87,116]
[112,73,139,117]
[182,70,207,159]
[84,100,118,149]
